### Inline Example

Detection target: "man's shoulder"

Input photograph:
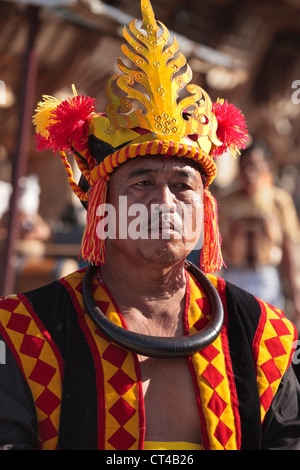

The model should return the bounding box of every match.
[0,267,87,326]
[206,272,297,344]
[0,292,29,318]
[206,271,257,308]
[190,270,261,333]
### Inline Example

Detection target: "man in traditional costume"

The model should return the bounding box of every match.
[0,0,299,450]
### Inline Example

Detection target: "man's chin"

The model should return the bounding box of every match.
[135,241,190,266]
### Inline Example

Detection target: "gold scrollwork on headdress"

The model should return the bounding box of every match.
[104,0,221,149]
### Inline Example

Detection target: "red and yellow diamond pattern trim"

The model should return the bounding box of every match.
[188,273,241,450]
[62,270,144,450]
[0,294,63,450]
[253,299,297,423]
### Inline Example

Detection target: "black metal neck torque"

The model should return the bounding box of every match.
[82,261,224,358]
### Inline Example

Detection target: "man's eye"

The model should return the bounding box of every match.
[175,183,192,190]
[135,180,152,187]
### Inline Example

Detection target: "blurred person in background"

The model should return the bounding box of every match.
[0,174,51,243]
[219,142,300,328]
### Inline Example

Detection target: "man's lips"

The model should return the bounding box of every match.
[148,221,181,233]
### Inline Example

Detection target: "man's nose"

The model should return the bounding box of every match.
[151,184,176,210]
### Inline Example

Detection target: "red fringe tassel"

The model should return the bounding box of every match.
[80,177,109,265]
[200,189,226,273]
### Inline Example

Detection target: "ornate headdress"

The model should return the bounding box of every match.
[33,0,248,272]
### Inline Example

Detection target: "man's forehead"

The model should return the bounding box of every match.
[122,155,202,177]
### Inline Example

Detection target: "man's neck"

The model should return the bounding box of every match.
[100,251,187,303]
[100,252,187,337]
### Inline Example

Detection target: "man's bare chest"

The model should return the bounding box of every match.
[138,357,202,443]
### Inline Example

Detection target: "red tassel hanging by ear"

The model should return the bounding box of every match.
[200,189,226,273]
[80,177,109,265]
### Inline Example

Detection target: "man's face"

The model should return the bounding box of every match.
[104,155,204,267]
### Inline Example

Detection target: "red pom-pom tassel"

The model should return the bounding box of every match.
[34,133,54,152]
[47,95,96,153]
[212,99,248,158]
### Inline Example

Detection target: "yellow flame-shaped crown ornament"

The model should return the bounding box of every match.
[104,0,221,151]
